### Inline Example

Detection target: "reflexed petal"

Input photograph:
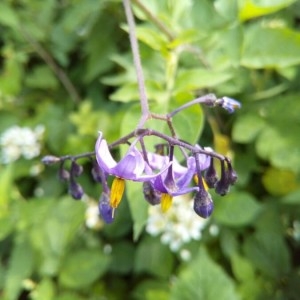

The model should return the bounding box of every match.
[111,147,145,179]
[96,133,169,181]
[95,133,118,172]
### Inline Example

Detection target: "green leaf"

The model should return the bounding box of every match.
[255,126,300,172]
[33,278,55,300]
[171,247,240,300]
[135,26,168,51]
[109,83,140,102]
[241,25,300,69]
[281,189,300,205]
[262,167,299,196]
[134,236,174,279]
[0,3,19,28]
[25,66,59,89]
[0,165,13,218]
[132,279,170,300]
[126,181,149,241]
[244,229,291,279]
[174,69,232,94]
[214,192,262,227]
[4,239,34,300]
[231,254,255,282]
[109,241,135,274]
[59,249,110,289]
[232,114,266,143]
[239,0,296,21]
[26,197,85,276]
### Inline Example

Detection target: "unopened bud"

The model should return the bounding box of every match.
[41,155,60,165]
[58,168,70,181]
[143,181,161,205]
[71,161,83,177]
[69,180,84,200]
[204,158,218,188]
[193,189,214,218]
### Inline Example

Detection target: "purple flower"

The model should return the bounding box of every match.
[95,132,169,182]
[98,193,114,224]
[152,154,210,197]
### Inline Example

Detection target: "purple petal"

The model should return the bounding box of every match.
[95,133,117,173]
[111,147,145,180]
[99,193,114,224]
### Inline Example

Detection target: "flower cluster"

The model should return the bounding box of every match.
[0,125,44,164]
[94,127,238,224]
[42,95,240,224]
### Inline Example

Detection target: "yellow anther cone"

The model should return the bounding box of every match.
[110,177,125,208]
[161,193,173,213]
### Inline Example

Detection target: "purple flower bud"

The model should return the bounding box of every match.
[69,180,84,200]
[143,181,161,205]
[98,193,114,224]
[58,168,70,181]
[91,161,106,183]
[71,161,83,177]
[227,161,238,185]
[216,97,241,113]
[215,160,230,196]
[193,188,214,218]
[41,155,60,165]
[204,158,218,188]
[215,176,230,196]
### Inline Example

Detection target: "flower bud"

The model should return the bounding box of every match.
[98,193,114,224]
[204,158,218,188]
[69,180,84,200]
[91,161,105,183]
[215,160,230,196]
[227,161,238,185]
[215,177,230,196]
[58,168,70,181]
[143,181,161,205]
[41,155,60,165]
[71,160,83,177]
[193,188,214,218]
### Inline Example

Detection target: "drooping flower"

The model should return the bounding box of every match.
[95,132,169,182]
[95,132,171,214]
[153,154,210,197]
[148,151,210,213]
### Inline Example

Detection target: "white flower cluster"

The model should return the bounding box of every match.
[146,195,208,252]
[85,200,102,230]
[0,125,44,164]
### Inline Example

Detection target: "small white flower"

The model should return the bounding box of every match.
[180,249,192,261]
[0,125,44,164]
[85,201,101,229]
[146,195,208,252]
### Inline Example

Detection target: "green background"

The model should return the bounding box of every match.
[1,0,300,299]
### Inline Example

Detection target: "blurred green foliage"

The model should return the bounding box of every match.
[1,0,300,299]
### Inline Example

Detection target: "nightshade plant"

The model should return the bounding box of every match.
[42,0,240,224]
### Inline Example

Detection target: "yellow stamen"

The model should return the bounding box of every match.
[161,193,173,213]
[110,177,125,208]
[194,175,209,191]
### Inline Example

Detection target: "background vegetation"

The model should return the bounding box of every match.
[1,0,300,299]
